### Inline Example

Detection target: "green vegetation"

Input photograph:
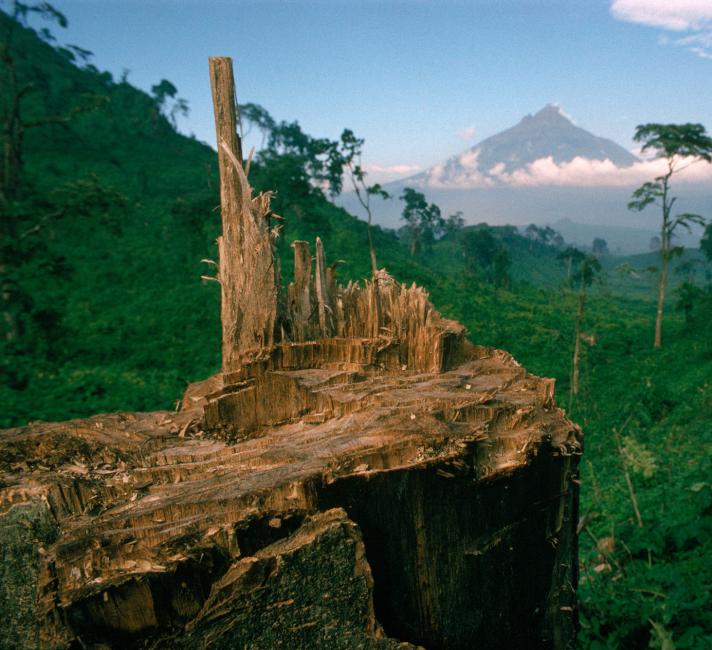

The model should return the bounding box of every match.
[2,7,711,648]
[628,122,712,349]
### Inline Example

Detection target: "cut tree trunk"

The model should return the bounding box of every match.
[0,334,582,650]
[0,57,583,650]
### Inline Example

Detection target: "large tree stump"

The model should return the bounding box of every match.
[0,58,583,649]
[0,330,582,648]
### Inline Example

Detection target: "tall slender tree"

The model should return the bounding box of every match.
[568,253,600,409]
[336,129,389,276]
[628,123,712,348]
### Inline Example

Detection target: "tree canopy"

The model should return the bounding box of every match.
[400,187,444,256]
[633,123,712,162]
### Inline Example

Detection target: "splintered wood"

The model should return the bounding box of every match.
[0,344,581,649]
[0,56,583,650]
[209,57,278,372]
[207,57,462,384]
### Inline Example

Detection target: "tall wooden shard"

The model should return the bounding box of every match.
[209,56,277,371]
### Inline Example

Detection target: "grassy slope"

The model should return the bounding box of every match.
[3,14,711,648]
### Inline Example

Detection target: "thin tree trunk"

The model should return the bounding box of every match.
[366,212,378,277]
[350,175,378,277]
[654,242,668,349]
[410,228,419,257]
[569,289,584,408]
[613,425,644,528]
[654,178,672,349]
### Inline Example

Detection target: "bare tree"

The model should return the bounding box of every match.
[337,129,389,276]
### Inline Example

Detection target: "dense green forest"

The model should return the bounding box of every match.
[2,7,712,648]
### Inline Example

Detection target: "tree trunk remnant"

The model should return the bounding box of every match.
[0,57,583,650]
[287,240,313,341]
[0,335,582,649]
[209,57,277,371]
[314,237,334,338]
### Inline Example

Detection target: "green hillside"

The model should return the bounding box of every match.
[2,8,712,648]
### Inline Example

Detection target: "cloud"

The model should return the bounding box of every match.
[457,126,477,142]
[611,0,712,58]
[426,149,496,189]
[458,149,480,170]
[361,163,421,183]
[363,163,421,175]
[424,155,712,189]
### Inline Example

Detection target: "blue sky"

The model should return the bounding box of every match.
[25,0,712,183]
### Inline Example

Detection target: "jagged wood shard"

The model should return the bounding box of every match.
[0,57,583,650]
[210,56,278,371]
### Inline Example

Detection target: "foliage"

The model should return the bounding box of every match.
[593,237,609,256]
[444,210,465,236]
[524,223,565,248]
[399,186,444,256]
[633,123,712,162]
[332,127,390,274]
[628,122,712,348]
[701,223,712,262]
[573,254,602,289]
[2,11,712,649]
[151,78,189,128]
[461,226,511,288]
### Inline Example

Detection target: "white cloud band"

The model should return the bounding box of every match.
[425,155,712,189]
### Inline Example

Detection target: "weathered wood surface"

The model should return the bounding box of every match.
[0,335,582,649]
[0,55,582,650]
[209,57,278,372]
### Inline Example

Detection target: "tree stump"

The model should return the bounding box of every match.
[0,58,582,649]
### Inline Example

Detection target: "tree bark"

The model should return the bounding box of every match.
[654,253,667,349]
[209,57,277,371]
[570,289,584,407]
[314,236,334,337]
[654,181,671,349]
[366,214,378,277]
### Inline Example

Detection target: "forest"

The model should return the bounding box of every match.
[1,4,712,648]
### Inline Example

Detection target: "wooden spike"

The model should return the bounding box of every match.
[314,237,333,338]
[289,241,312,341]
[210,57,277,370]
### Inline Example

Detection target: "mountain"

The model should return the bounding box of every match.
[342,106,711,250]
[409,104,637,189]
